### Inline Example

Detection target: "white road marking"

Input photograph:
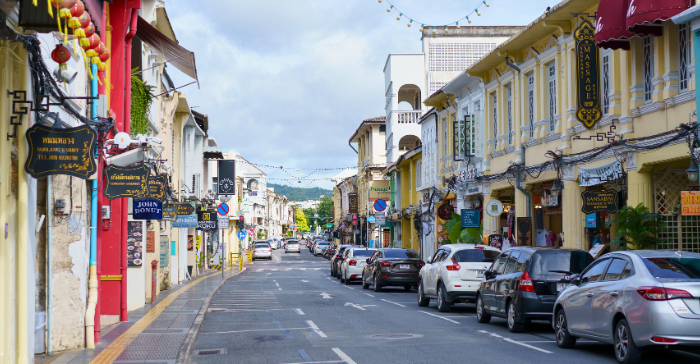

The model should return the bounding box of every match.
[503,338,553,354]
[278,287,282,290]
[275,283,280,287]
[200,327,314,334]
[419,311,461,324]
[300,268,307,270]
[364,293,375,297]
[332,348,357,364]
[380,299,406,307]
[320,292,332,299]
[306,320,327,338]
[344,302,376,311]
[294,308,305,315]
[285,268,293,271]
[256,269,263,272]
[301,280,309,282]
[342,286,354,289]
[273,280,277,282]
[272,269,279,271]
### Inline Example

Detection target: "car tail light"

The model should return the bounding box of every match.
[415,261,425,268]
[519,271,535,292]
[637,287,694,301]
[474,246,484,250]
[379,261,394,267]
[651,336,678,344]
[349,260,357,266]
[445,257,461,271]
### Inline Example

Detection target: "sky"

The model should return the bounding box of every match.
[164,0,554,190]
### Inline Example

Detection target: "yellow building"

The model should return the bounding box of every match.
[395,148,423,253]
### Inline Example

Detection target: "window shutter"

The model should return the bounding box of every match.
[453,115,462,160]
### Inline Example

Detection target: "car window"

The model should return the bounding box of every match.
[431,249,444,263]
[384,249,419,259]
[643,257,700,280]
[370,251,380,261]
[504,251,521,274]
[352,249,375,257]
[604,258,632,281]
[255,243,269,248]
[453,249,500,263]
[581,258,611,283]
[516,251,529,272]
[529,251,595,279]
[491,253,510,275]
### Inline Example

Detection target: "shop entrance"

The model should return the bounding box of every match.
[534,181,562,247]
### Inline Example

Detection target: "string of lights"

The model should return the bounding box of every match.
[237,158,383,172]
[379,0,492,32]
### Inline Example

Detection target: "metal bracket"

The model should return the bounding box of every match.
[7,90,31,140]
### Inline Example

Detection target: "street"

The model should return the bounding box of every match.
[189,247,700,364]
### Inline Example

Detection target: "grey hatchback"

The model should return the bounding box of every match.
[553,250,700,364]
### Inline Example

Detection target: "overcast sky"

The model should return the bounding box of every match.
[164,0,553,191]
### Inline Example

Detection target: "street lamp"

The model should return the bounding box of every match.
[687,159,699,182]
[550,180,561,193]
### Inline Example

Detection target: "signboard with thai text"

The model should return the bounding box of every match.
[681,191,700,216]
[25,124,97,179]
[147,175,167,201]
[579,159,624,187]
[104,165,149,200]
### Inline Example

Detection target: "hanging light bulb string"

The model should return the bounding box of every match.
[379,0,491,31]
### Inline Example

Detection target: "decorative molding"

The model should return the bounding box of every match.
[561,165,576,181]
[520,125,531,132]
[554,113,562,121]
[608,92,622,102]
[629,84,644,94]
[489,151,503,159]
[504,146,516,155]
[543,132,561,143]
[651,76,664,88]
[485,79,499,91]
[662,72,679,83]
[566,108,576,116]
[599,115,620,127]
[487,138,496,145]
[498,71,514,84]
[619,115,634,125]
[665,91,695,108]
[624,152,637,171]
[521,57,538,71]
[631,102,665,117]
[523,138,542,148]
[560,133,571,141]
[537,44,559,61]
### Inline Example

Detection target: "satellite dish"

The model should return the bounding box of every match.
[114,132,132,149]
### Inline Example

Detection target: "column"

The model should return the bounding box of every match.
[627,169,654,210]
[514,185,532,244]
[482,193,500,236]
[562,180,586,250]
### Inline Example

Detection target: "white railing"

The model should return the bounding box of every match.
[390,110,422,124]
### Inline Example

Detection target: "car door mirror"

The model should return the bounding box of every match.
[569,274,582,286]
[483,270,493,280]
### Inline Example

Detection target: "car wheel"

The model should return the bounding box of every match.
[340,273,345,283]
[437,284,452,312]
[555,309,577,349]
[344,272,351,285]
[373,273,382,292]
[614,319,641,364]
[362,275,369,289]
[507,301,525,333]
[476,294,491,323]
[417,281,430,307]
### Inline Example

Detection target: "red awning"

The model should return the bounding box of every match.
[595,0,635,50]
[626,0,692,37]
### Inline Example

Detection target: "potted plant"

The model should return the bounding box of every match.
[606,203,667,250]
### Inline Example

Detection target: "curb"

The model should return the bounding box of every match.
[177,267,247,364]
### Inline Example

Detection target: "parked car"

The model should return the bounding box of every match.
[252,241,272,261]
[331,245,354,277]
[285,240,301,253]
[339,248,376,284]
[418,244,501,312]
[314,241,330,256]
[552,250,700,364]
[476,247,594,333]
[362,248,424,292]
[267,239,278,250]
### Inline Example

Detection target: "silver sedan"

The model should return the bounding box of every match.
[553,250,700,364]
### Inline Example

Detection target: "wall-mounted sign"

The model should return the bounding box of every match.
[586,213,598,228]
[173,215,197,228]
[460,209,480,228]
[574,19,602,129]
[133,200,163,220]
[127,221,143,266]
[579,159,624,187]
[25,124,97,179]
[173,202,195,216]
[581,190,619,214]
[147,175,167,201]
[516,217,532,246]
[681,191,700,216]
[103,165,149,200]
[159,235,169,267]
[369,181,390,201]
[348,193,358,214]
[196,210,218,232]
[437,203,454,220]
[146,231,155,253]
[485,200,504,217]
[162,204,178,221]
[218,160,236,195]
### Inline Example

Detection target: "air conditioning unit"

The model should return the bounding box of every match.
[190,173,201,200]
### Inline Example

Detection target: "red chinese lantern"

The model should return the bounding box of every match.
[73,12,90,38]
[81,22,95,39]
[97,46,110,70]
[67,1,85,29]
[80,33,99,50]
[87,41,102,60]
[51,44,71,72]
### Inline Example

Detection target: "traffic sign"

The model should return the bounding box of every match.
[217,203,229,216]
[237,230,247,240]
[352,219,358,226]
[373,199,387,212]
[248,228,255,236]
[218,215,229,229]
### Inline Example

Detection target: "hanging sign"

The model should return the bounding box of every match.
[103,165,149,200]
[25,124,97,179]
[218,160,236,195]
[162,204,178,222]
[174,202,196,216]
[680,191,700,216]
[461,209,480,228]
[368,181,390,201]
[437,203,454,220]
[581,190,619,214]
[172,202,197,228]
[197,210,218,232]
[348,193,358,214]
[147,175,167,201]
[574,19,602,129]
[579,159,624,187]
[133,199,163,220]
[485,200,504,217]
[516,217,532,246]
[146,231,156,252]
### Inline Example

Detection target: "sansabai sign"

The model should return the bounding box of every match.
[197,210,218,232]
[681,191,700,216]
[574,19,602,129]
[581,190,618,214]
[25,124,97,179]
[103,165,149,200]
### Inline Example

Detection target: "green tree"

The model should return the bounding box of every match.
[295,207,310,232]
[316,196,334,227]
[606,203,667,250]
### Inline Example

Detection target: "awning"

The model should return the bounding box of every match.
[135,16,199,86]
[595,0,635,50]
[626,0,691,37]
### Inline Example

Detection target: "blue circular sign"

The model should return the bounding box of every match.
[237,230,247,240]
[218,203,229,216]
[373,199,387,212]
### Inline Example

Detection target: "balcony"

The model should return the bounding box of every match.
[390,110,422,124]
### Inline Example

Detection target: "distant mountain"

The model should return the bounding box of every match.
[267,183,332,201]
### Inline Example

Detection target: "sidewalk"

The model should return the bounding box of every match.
[42,267,243,364]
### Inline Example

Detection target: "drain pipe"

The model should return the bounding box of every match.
[515,146,531,218]
[348,141,358,154]
[85,62,99,349]
[46,176,53,354]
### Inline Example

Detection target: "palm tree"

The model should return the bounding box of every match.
[606,203,667,250]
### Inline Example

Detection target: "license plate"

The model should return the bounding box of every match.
[557,283,568,292]
[476,270,485,278]
[399,264,410,270]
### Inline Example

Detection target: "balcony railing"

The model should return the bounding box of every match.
[390,110,422,124]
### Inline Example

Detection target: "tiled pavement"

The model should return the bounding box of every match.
[45,268,242,364]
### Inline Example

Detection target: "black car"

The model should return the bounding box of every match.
[331,245,354,277]
[476,247,594,333]
[362,248,423,292]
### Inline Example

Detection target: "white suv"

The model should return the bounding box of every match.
[418,244,501,312]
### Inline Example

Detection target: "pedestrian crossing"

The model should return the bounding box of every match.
[252,267,324,272]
